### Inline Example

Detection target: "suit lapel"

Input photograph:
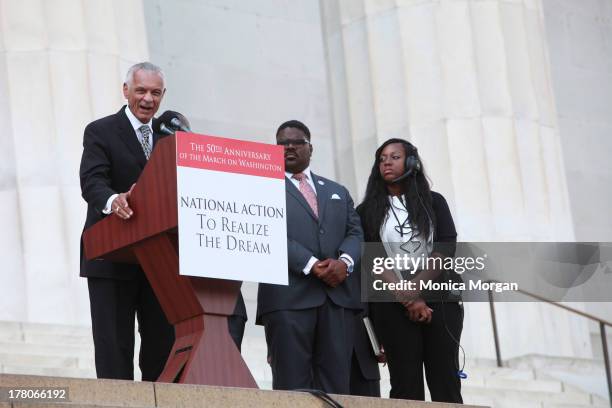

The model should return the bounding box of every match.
[116,107,147,169]
[311,173,329,226]
[286,177,318,222]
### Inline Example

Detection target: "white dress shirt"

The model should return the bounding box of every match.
[380,195,432,279]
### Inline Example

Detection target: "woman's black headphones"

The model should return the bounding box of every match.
[405,152,422,175]
[391,140,422,183]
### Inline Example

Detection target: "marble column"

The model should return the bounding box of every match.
[320,0,590,358]
[0,0,149,324]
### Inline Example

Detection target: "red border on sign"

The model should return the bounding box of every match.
[176,132,285,179]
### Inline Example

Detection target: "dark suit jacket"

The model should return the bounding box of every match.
[79,106,166,280]
[256,173,364,322]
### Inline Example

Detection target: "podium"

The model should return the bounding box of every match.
[83,134,257,388]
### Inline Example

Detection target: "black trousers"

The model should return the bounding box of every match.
[371,301,463,403]
[228,315,246,352]
[262,300,354,394]
[88,275,175,381]
[349,351,381,397]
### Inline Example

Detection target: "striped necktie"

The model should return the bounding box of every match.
[139,125,152,160]
[292,172,318,217]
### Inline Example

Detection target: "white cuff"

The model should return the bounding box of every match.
[302,256,319,275]
[339,253,354,266]
[102,193,119,215]
[339,253,354,274]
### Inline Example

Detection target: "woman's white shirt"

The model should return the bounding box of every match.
[379,195,432,279]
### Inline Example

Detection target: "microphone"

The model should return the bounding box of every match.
[158,123,174,136]
[153,110,191,135]
[170,117,191,132]
[391,169,415,184]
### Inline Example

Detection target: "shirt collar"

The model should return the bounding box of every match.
[124,105,153,132]
[286,166,313,181]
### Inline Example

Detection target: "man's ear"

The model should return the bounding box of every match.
[122,83,129,99]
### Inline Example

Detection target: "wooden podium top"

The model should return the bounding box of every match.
[83,135,178,263]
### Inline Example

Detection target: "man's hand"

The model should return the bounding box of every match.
[316,258,348,288]
[311,259,330,279]
[405,299,433,324]
[112,183,136,220]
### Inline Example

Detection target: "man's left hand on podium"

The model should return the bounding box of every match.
[112,183,136,220]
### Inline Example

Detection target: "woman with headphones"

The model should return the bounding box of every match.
[356,138,463,403]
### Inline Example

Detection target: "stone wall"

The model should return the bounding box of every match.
[0,0,149,324]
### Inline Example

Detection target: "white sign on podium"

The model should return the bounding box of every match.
[176,132,288,285]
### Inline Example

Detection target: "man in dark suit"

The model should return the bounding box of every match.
[257,120,364,394]
[79,62,174,381]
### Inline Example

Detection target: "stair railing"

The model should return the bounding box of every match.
[487,284,612,407]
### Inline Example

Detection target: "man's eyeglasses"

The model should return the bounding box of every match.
[277,139,310,147]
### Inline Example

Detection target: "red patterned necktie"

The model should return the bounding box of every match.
[292,172,318,217]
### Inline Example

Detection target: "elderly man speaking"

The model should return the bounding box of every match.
[79,62,174,381]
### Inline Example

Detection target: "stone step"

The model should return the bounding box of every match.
[0,374,155,408]
[0,342,93,358]
[540,368,608,402]
[462,394,540,408]
[508,354,604,373]
[590,330,612,362]
[0,374,485,408]
[21,322,91,337]
[9,404,152,408]
[465,376,563,393]
[543,405,601,408]
[0,321,91,342]
[508,355,609,404]
[461,385,593,406]
[463,390,609,408]
[0,321,24,342]
[75,358,95,370]
[21,332,92,347]
[591,393,610,407]
[0,354,80,369]
[461,366,536,381]
[0,352,97,376]
[0,365,95,379]
[543,402,608,408]
[0,368,599,408]
[1,320,606,408]
[377,364,557,393]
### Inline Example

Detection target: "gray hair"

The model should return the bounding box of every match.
[124,62,165,88]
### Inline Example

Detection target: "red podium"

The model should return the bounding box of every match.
[83,135,257,388]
